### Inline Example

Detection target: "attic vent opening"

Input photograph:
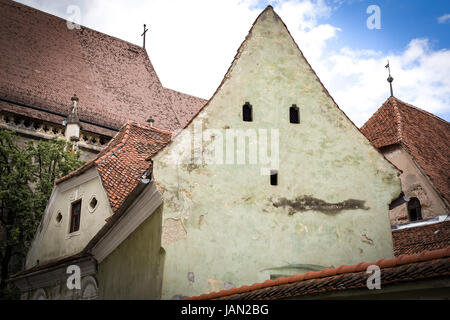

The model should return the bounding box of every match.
[290,105,300,124]
[243,102,253,122]
[90,197,98,210]
[270,170,278,186]
[56,212,62,223]
[408,197,422,221]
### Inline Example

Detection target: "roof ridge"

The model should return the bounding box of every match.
[393,96,450,125]
[55,122,130,184]
[95,122,132,166]
[390,97,404,143]
[188,247,450,300]
[129,120,173,136]
[8,0,145,53]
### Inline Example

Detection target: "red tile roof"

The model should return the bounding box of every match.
[361,97,450,204]
[392,220,450,256]
[56,121,171,213]
[0,0,206,137]
[188,247,450,300]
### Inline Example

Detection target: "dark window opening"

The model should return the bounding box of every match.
[270,170,278,186]
[243,102,253,122]
[290,105,300,124]
[69,200,82,233]
[407,197,422,221]
[90,197,98,209]
[56,212,62,223]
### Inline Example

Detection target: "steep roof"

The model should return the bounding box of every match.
[56,121,171,213]
[392,220,450,256]
[0,0,206,136]
[361,97,450,204]
[189,247,450,300]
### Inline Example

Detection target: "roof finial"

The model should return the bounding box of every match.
[141,24,149,49]
[146,117,154,127]
[385,60,394,97]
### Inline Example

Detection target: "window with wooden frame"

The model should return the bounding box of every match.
[69,200,82,233]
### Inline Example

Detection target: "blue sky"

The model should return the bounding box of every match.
[15,0,450,125]
[324,0,450,52]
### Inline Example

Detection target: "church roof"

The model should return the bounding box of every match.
[0,0,206,137]
[360,97,450,204]
[56,121,171,213]
[188,247,450,300]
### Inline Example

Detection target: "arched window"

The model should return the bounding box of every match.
[290,104,300,124]
[243,102,253,122]
[407,197,422,221]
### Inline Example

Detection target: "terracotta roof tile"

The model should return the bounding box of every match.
[0,0,206,136]
[188,247,450,300]
[56,121,171,213]
[361,97,450,204]
[392,220,450,256]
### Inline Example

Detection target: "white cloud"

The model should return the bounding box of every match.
[14,0,450,126]
[437,14,450,24]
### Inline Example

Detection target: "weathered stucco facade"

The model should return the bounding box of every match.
[96,205,164,300]
[153,7,401,299]
[26,168,112,269]
[383,145,448,225]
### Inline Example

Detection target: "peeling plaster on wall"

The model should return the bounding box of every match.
[272,195,369,215]
[224,282,235,290]
[161,218,187,247]
[153,8,401,299]
[207,278,224,293]
[361,233,374,245]
[382,145,448,225]
[336,227,342,243]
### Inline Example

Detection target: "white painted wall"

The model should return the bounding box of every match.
[26,168,113,268]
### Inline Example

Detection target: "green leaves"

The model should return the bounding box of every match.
[0,129,84,298]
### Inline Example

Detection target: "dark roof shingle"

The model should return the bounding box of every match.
[392,220,450,256]
[56,121,171,213]
[188,248,450,300]
[361,97,450,204]
[0,0,206,136]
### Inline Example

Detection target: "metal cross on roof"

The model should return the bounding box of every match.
[385,60,394,97]
[141,24,149,49]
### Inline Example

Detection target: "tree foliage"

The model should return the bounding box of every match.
[0,129,84,299]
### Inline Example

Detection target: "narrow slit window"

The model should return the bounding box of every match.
[270,170,278,186]
[70,200,82,233]
[290,104,300,124]
[407,197,422,221]
[243,102,253,122]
